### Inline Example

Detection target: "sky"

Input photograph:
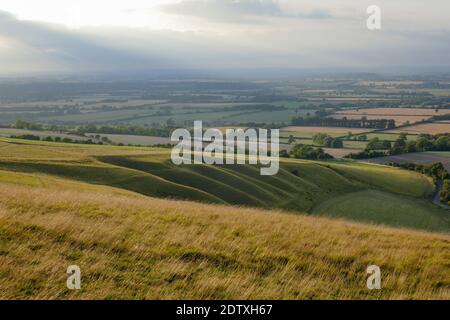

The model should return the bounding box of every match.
[0,0,450,76]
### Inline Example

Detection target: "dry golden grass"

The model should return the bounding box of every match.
[0,182,448,300]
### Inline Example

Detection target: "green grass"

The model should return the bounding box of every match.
[223,109,311,123]
[281,131,349,139]
[282,137,366,150]
[1,138,450,299]
[0,170,43,187]
[0,128,87,141]
[354,133,419,142]
[37,101,314,125]
[426,151,450,157]
[312,190,450,233]
[326,161,433,198]
[343,140,368,149]
[0,138,447,232]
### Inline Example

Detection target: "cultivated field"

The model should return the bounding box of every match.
[0,128,87,141]
[280,142,363,158]
[330,114,429,126]
[364,152,450,172]
[354,133,418,142]
[386,122,450,135]
[332,108,450,126]
[86,133,173,146]
[336,108,450,116]
[281,126,369,138]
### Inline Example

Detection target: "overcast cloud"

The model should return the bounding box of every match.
[161,0,333,23]
[0,0,450,75]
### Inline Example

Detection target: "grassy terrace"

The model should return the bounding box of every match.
[0,138,449,299]
[0,138,448,232]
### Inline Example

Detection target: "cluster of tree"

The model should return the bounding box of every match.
[10,134,41,141]
[13,120,64,132]
[14,120,44,130]
[389,162,450,205]
[290,144,334,160]
[347,133,450,159]
[432,113,450,121]
[440,180,450,205]
[312,133,344,148]
[347,133,367,141]
[345,150,386,159]
[75,124,173,138]
[12,120,178,139]
[86,134,112,143]
[390,162,449,181]
[366,138,392,150]
[222,104,287,112]
[392,133,450,154]
[251,94,302,103]
[291,116,396,129]
[227,122,284,130]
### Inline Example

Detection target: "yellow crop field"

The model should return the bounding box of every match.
[386,122,450,134]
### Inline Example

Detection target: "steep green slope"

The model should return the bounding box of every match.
[325,161,434,198]
[0,138,448,232]
[0,159,222,203]
[312,190,450,233]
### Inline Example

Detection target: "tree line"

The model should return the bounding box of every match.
[291,115,396,129]
[346,133,450,159]
[389,162,450,206]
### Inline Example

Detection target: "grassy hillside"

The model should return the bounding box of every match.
[0,138,448,232]
[312,190,449,231]
[0,181,449,299]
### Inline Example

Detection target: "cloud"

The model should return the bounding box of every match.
[1,2,450,76]
[161,0,333,23]
[0,10,165,73]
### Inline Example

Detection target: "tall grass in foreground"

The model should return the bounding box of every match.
[0,183,449,300]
